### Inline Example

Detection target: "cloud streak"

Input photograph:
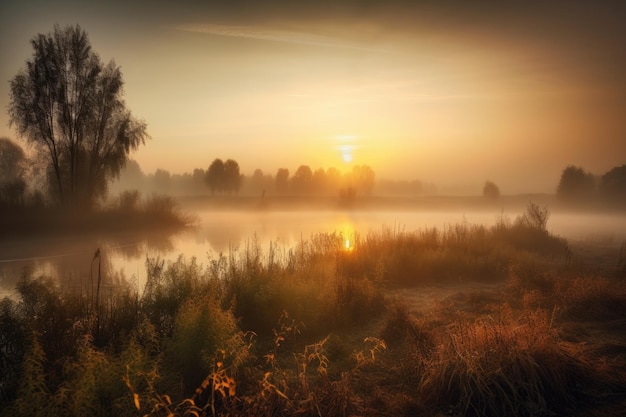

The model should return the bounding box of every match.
[173,22,385,53]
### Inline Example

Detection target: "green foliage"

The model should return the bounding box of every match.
[9,332,51,417]
[165,294,246,394]
[0,297,26,405]
[142,256,204,338]
[54,335,118,417]
[15,276,88,365]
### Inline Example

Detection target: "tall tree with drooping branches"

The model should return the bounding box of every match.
[9,24,149,208]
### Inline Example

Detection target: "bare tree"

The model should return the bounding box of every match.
[9,25,148,208]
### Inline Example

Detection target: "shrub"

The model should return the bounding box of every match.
[165,294,246,395]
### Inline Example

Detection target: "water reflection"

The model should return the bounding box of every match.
[2,209,626,297]
[0,231,178,297]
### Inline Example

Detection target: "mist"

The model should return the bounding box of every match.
[2,2,626,415]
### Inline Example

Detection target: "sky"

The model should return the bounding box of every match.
[1,0,625,194]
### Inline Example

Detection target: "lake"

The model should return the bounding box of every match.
[2,204,625,297]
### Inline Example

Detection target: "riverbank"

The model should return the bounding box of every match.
[1,209,625,416]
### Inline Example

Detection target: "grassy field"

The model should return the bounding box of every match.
[1,203,625,416]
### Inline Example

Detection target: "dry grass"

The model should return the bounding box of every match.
[417,307,598,417]
[3,210,626,416]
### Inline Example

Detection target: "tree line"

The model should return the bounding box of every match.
[556,164,626,207]
[110,160,379,198]
[1,25,431,210]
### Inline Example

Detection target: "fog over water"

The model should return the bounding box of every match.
[2,207,625,297]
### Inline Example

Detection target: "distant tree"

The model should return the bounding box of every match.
[339,186,357,204]
[376,179,430,195]
[312,168,328,194]
[153,169,172,191]
[206,159,225,195]
[326,167,342,191]
[556,165,595,202]
[483,180,500,199]
[249,168,270,195]
[0,138,28,206]
[251,169,264,186]
[111,159,145,194]
[275,168,289,194]
[291,165,313,194]
[351,165,375,195]
[0,138,26,181]
[224,159,242,195]
[8,25,148,208]
[192,168,205,186]
[600,164,626,205]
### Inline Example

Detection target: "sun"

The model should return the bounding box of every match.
[334,134,357,165]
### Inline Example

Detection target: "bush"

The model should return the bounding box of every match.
[165,295,246,396]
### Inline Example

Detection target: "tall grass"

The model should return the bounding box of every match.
[3,206,625,416]
[417,307,597,417]
[333,204,567,287]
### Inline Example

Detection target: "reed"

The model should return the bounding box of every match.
[3,212,626,416]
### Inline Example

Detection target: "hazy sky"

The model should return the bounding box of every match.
[1,0,625,193]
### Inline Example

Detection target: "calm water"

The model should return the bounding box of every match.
[2,208,625,297]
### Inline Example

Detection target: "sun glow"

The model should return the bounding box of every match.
[334,134,357,165]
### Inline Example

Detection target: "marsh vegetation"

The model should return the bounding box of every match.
[1,203,625,416]
[2,20,626,417]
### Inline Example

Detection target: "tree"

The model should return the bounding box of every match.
[600,164,626,206]
[351,165,375,195]
[249,168,272,195]
[556,165,595,202]
[0,138,28,207]
[206,159,225,195]
[483,180,500,199]
[312,168,328,194]
[191,168,206,192]
[291,165,313,194]
[275,168,289,195]
[251,169,265,190]
[223,159,241,195]
[326,167,341,187]
[8,25,148,208]
[152,169,172,191]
